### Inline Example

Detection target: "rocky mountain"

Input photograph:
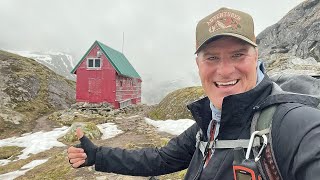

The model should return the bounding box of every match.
[257,0,319,61]
[0,50,76,138]
[6,50,76,80]
[257,0,320,75]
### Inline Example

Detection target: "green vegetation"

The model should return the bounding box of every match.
[17,152,73,180]
[148,86,205,120]
[0,146,23,160]
[60,122,102,144]
[0,50,75,121]
[0,50,75,138]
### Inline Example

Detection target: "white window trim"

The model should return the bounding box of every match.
[87,58,102,69]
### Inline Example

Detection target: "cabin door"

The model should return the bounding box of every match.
[88,78,102,102]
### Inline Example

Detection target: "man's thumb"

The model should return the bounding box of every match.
[76,127,84,140]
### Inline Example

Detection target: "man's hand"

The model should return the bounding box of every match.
[67,128,98,168]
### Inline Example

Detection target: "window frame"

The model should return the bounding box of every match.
[87,58,102,69]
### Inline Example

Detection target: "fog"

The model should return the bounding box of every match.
[0,0,303,103]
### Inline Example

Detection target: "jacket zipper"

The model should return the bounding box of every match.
[192,120,217,180]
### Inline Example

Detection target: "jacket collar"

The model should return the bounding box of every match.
[187,75,273,135]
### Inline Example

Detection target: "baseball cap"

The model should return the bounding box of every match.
[195,7,257,54]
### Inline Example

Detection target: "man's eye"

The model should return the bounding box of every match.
[232,53,244,58]
[207,56,219,61]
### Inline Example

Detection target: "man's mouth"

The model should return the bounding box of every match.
[214,80,239,88]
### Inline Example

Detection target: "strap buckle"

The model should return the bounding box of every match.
[245,131,268,162]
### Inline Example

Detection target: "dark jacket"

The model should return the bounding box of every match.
[94,76,320,180]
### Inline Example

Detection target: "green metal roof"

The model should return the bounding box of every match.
[71,40,141,79]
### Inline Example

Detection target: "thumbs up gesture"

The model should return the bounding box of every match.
[67,128,98,168]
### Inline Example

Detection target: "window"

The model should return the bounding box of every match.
[95,59,100,67]
[87,58,101,68]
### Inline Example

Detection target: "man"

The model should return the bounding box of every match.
[68,7,320,179]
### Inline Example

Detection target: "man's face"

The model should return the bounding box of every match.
[196,36,258,109]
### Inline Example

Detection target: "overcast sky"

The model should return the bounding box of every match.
[0,0,303,83]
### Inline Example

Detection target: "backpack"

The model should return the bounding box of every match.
[250,74,320,180]
[196,74,320,180]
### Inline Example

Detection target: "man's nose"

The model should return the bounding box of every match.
[216,59,235,77]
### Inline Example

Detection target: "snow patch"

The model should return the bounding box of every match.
[0,159,11,166]
[97,123,123,140]
[21,159,49,170]
[0,159,48,180]
[0,127,69,161]
[145,118,195,135]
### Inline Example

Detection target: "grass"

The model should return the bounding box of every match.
[0,50,75,138]
[16,151,73,180]
[148,86,205,120]
[0,146,23,160]
[0,50,75,121]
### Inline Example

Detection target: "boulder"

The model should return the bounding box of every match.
[61,122,102,143]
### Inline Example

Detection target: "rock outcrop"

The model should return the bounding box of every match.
[257,0,320,62]
[0,50,76,138]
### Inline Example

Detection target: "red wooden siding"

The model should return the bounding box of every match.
[73,41,142,109]
[75,44,117,106]
[115,76,141,108]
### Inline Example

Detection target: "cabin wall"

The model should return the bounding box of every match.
[75,44,116,107]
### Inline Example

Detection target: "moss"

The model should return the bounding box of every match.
[0,51,53,120]
[60,122,102,144]
[125,142,138,149]
[159,138,170,147]
[159,169,187,180]
[0,146,24,159]
[16,151,73,180]
[177,169,188,179]
[0,50,75,122]
[0,154,35,175]
[148,86,205,120]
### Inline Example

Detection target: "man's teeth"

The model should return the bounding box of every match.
[216,80,237,86]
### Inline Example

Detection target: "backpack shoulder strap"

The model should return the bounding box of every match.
[251,104,281,180]
[252,103,304,180]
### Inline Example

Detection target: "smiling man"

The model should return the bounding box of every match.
[196,36,259,109]
[68,7,320,180]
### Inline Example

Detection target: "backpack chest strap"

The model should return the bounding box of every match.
[198,139,262,157]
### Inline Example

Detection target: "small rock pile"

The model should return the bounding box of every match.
[48,102,147,126]
[264,53,320,76]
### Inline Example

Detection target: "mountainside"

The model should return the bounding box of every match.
[148,86,205,120]
[6,50,76,80]
[257,0,320,62]
[143,72,200,105]
[0,50,76,138]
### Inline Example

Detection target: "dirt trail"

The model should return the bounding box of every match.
[32,114,60,133]
[72,113,176,180]
[6,109,182,180]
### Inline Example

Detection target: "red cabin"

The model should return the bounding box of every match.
[71,40,142,109]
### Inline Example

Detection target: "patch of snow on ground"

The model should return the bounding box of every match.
[97,123,123,140]
[0,160,11,166]
[0,159,48,180]
[145,118,195,135]
[0,127,69,161]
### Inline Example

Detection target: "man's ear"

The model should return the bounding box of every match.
[196,56,200,68]
[255,47,259,60]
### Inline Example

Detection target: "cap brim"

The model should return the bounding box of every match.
[195,33,257,54]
